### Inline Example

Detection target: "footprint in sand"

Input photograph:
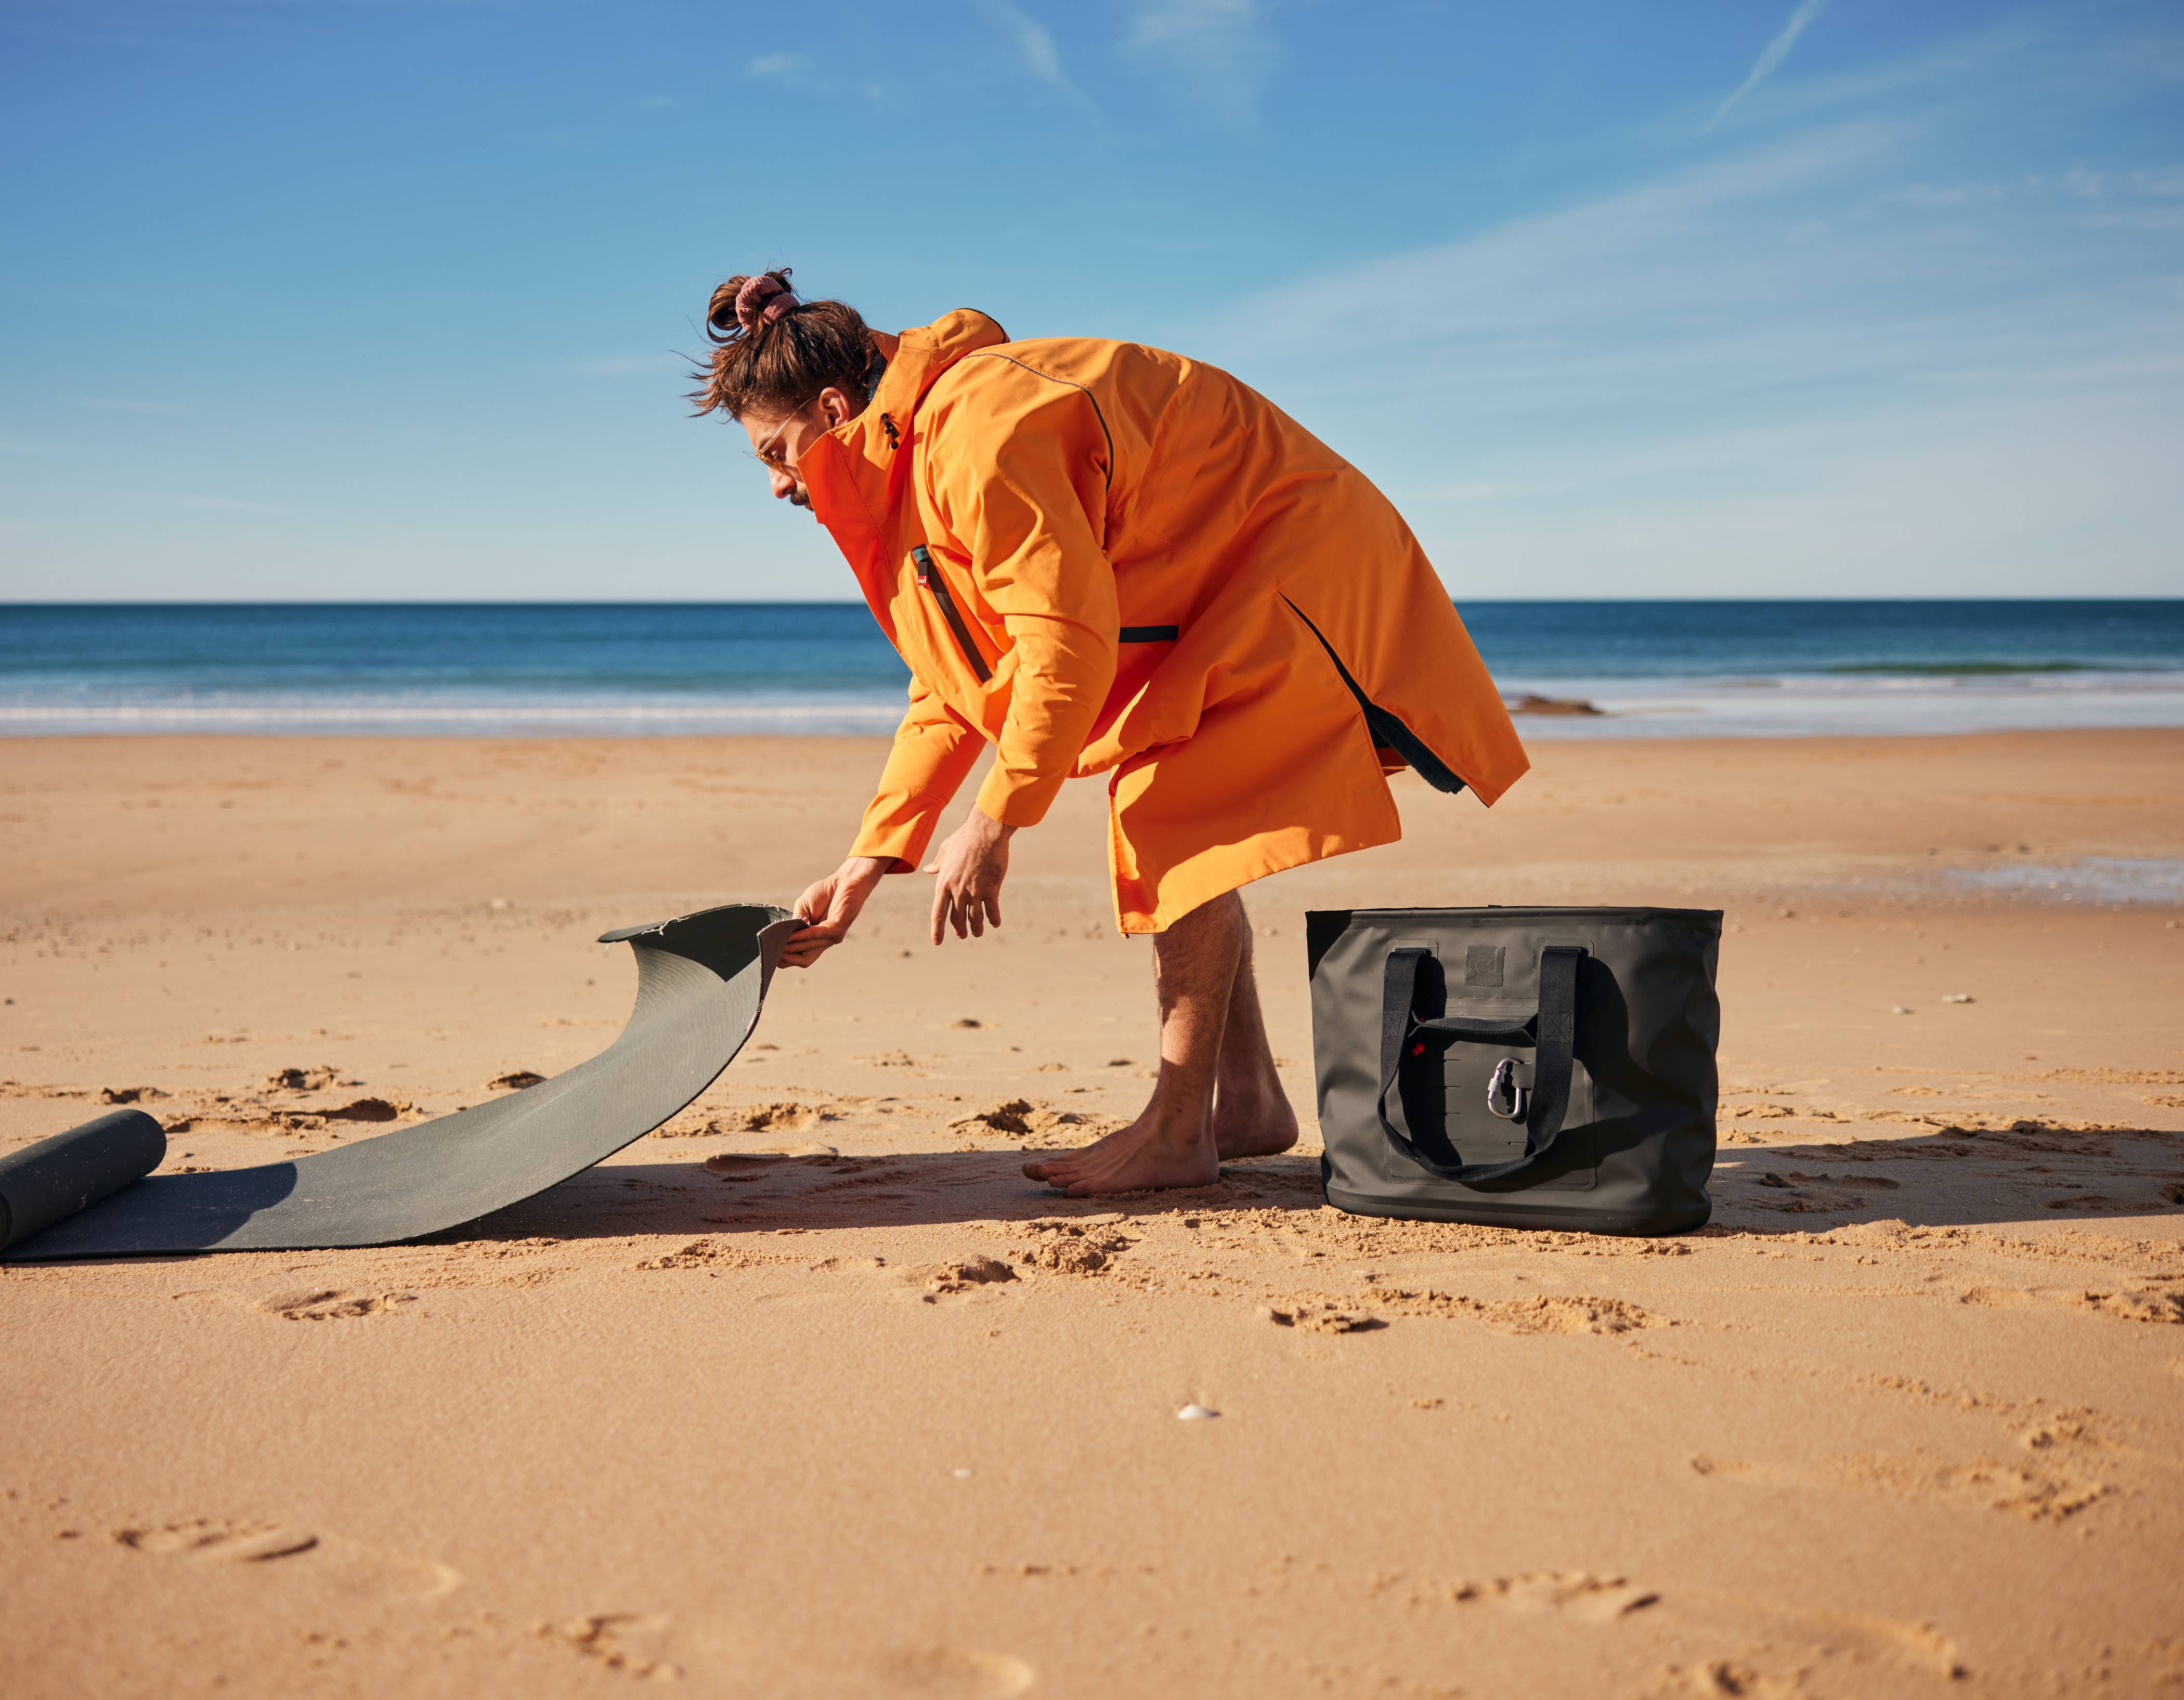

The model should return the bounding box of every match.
[253,1288,417,1322]
[1478,1294,1668,1335]
[1738,1171,1901,1214]
[725,1101,828,1132]
[1691,1449,2109,1523]
[112,1518,461,1598]
[115,1519,319,1562]
[1426,1562,1966,1694]
[1448,1571,1658,1621]
[1643,1660,1805,1697]
[1264,1300,1385,1333]
[952,1099,1125,1145]
[871,1648,1036,1698]
[1836,1452,2110,1522]
[631,1237,791,1272]
[264,1066,338,1091]
[1683,1599,1967,1688]
[1347,1288,1669,1334]
[542,1614,683,1681]
[903,1257,1019,1296]
[2040,1190,2170,1213]
[1959,1284,2184,1324]
[1011,1220,1136,1276]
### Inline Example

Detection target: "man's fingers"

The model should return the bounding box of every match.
[984,888,1003,930]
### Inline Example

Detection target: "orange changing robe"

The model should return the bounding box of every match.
[796,309,1530,933]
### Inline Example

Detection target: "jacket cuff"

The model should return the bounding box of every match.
[974,764,1065,829]
[849,809,942,872]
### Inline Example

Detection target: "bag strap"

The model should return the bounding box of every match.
[1376,945,1584,1184]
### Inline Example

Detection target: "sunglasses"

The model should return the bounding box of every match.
[752,399,824,472]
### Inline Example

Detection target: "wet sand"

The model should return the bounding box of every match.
[2,728,2180,1698]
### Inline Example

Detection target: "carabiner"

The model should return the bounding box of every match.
[1486,1058,1529,1122]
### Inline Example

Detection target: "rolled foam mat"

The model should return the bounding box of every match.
[2,904,797,1261]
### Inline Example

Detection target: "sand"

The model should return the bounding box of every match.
[2,728,2180,1698]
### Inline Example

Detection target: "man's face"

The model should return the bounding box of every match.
[740,390,849,514]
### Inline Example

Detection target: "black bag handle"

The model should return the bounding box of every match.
[1376,945,1584,1184]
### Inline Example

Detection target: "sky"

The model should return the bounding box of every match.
[1,0,2179,603]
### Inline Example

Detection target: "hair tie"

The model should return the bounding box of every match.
[734,270,799,333]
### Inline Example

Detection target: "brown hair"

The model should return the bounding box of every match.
[690,267,880,420]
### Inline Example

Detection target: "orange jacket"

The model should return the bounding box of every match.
[798,310,1529,932]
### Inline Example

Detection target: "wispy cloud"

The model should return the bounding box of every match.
[1129,0,1277,131]
[1203,28,2184,597]
[1706,0,1827,132]
[1229,120,1908,354]
[978,1,1094,111]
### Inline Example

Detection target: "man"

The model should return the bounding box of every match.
[695,268,1528,1196]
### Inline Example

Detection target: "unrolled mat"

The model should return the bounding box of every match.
[0,903,797,1260]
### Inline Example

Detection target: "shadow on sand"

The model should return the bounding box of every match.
[430,1117,2184,1249]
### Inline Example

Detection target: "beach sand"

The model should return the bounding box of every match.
[2,728,2180,1698]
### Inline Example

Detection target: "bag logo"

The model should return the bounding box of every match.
[1464,945,1504,987]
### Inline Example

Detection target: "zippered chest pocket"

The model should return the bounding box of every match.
[911,546,992,684]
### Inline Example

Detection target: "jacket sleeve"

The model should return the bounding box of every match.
[927,377,1119,829]
[848,676,985,871]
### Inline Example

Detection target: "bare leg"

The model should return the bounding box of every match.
[1211,916,1299,1159]
[1022,892,1243,1195]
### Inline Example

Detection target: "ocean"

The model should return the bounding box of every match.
[3,600,2180,739]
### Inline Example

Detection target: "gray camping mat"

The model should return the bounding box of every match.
[0,904,796,1260]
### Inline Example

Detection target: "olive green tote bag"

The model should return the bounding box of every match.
[1306,906,1722,1236]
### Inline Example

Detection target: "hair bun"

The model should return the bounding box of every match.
[707,268,798,340]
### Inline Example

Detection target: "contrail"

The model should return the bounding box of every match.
[1705,0,1827,132]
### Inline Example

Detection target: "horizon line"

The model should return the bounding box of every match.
[7,596,2182,610]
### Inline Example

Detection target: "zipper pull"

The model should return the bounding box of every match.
[912,544,933,586]
[881,413,899,450]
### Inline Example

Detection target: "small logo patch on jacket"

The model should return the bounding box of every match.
[1465,945,1505,987]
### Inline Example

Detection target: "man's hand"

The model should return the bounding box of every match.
[781,856,892,969]
[925,807,1014,946]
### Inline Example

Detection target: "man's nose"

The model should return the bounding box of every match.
[769,468,797,501]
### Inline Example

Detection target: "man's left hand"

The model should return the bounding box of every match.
[925,807,1014,945]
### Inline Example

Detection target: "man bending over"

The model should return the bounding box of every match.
[693,268,1528,1196]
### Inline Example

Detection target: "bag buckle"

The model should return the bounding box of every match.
[1486,1058,1529,1122]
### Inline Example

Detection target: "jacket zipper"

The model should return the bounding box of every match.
[911,546,992,684]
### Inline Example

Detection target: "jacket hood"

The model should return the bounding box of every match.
[879,308,1010,414]
[799,309,1009,607]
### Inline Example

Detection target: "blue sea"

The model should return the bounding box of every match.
[2,601,2181,739]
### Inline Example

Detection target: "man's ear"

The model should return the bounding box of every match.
[817,386,856,427]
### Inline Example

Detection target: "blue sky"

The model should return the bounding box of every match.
[2,0,2178,601]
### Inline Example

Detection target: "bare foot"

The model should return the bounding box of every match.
[1020,1116,1135,1183]
[1021,1114,1219,1196]
[1213,1079,1298,1160]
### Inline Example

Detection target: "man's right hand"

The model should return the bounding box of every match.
[780,856,892,969]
